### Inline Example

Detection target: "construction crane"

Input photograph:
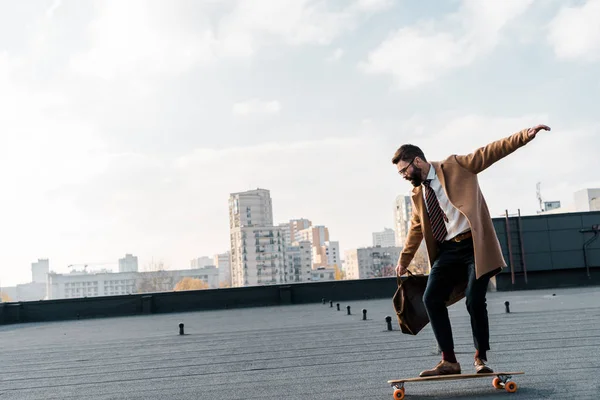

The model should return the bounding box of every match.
[67,262,115,273]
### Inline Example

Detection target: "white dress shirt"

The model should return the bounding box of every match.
[422,165,471,241]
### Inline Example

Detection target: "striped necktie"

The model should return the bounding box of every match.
[423,180,448,242]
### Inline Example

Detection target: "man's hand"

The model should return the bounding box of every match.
[396,263,408,276]
[527,124,551,139]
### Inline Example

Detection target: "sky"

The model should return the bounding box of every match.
[1,0,599,286]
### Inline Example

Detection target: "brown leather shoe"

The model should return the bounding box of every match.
[419,360,461,377]
[474,358,493,373]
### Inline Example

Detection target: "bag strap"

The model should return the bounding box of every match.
[397,269,413,286]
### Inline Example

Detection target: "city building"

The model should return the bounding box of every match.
[311,267,336,282]
[278,222,291,246]
[214,251,232,287]
[230,226,286,286]
[539,188,600,214]
[394,195,412,247]
[575,188,600,212]
[229,189,286,287]
[320,241,340,267]
[289,218,312,243]
[190,256,213,269]
[296,225,340,268]
[285,240,312,282]
[32,258,49,284]
[7,259,50,301]
[344,246,402,280]
[118,254,138,273]
[46,266,220,300]
[372,228,396,248]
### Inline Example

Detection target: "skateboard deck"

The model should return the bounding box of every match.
[387,371,524,399]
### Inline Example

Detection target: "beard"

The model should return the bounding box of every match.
[406,166,424,187]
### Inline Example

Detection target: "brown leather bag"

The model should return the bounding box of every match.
[393,270,467,335]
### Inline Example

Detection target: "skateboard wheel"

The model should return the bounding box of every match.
[505,381,518,393]
[492,377,503,389]
[393,387,405,400]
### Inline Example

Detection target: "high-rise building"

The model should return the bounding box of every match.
[289,219,312,243]
[229,189,286,287]
[214,251,231,287]
[297,225,329,246]
[394,195,412,247]
[285,240,312,282]
[372,228,396,248]
[118,254,138,273]
[31,258,49,284]
[229,188,273,229]
[278,218,313,246]
[312,240,340,268]
[296,225,341,269]
[278,222,292,246]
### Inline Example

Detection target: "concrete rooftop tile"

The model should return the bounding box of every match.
[0,286,599,399]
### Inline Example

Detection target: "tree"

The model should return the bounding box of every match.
[219,281,231,288]
[333,264,346,280]
[0,292,11,302]
[136,260,175,294]
[174,277,209,291]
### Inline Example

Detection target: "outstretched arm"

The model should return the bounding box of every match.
[455,124,551,174]
[396,208,423,275]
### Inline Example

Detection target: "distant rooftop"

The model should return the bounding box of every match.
[0,286,598,399]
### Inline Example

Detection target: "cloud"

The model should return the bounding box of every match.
[69,0,393,80]
[327,48,344,62]
[219,0,392,56]
[232,99,282,117]
[360,0,535,88]
[69,0,218,80]
[547,0,600,61]
[46,0,62,18]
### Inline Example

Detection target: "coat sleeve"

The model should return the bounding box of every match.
[399,206,424,268]
[454,128,535,174]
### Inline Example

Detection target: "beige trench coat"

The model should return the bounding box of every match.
[399,128,535,279]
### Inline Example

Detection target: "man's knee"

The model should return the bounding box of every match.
[423,288,444,309]
[465,287,487,310]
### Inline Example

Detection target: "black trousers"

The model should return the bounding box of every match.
[423,237,498,355]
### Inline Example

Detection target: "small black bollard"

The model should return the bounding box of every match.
[179,323,185,335]
[504,301,510,313]
[347,305,351,315]
[362,309,367,320]
[385,316,393,331]
[336,303,340,311]
[330,300,333,308]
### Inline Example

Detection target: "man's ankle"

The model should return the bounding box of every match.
[442,350,457,364]
[475,349,487,361]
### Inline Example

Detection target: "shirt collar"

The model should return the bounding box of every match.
[425,164,436,182]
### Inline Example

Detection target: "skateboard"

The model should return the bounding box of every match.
[387,371,524,399]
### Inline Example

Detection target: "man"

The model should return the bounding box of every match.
[393,124,551,377]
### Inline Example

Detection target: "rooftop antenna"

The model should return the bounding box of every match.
[536,182,543,212]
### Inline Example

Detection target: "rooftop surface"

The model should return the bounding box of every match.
[1,286,599,399]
